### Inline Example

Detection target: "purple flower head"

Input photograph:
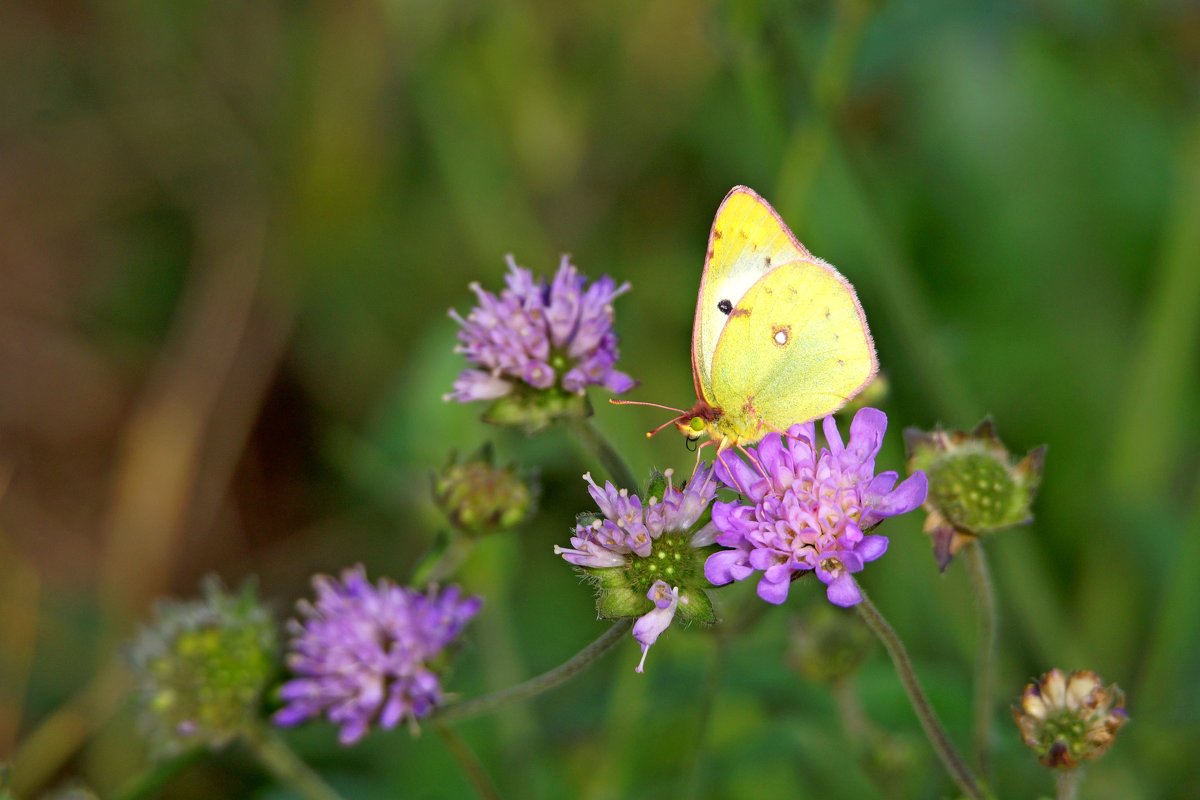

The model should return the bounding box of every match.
[555,463,719,671]
[705,408,927,607]
[274,566,482,744]
[446,255,635,403]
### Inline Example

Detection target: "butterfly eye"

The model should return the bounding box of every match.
[688,416,706,434]
[717,299,732,315]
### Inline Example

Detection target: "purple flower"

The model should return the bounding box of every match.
[705,408,927,607]
[274,566,482,744]
[555,464,719,671]
[446,255,635,403]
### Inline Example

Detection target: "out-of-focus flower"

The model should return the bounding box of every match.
[127,577,277,756]
[905,418,1046,570]
[788,603,874,685]
[274,567,481,744]
[555,464,718,672]
[706,408,927,607]
[1013,669,1128,768]
[836,373,890,419]
[446,256,634,432]
[434,444,536,536]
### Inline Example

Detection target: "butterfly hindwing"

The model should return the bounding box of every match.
[709,260,877,437]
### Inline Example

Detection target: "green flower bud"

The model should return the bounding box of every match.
[481,389,591,434]
[905,418,1046,570]
[127,577,277,756]
[788,603,874,684]
[434,444,536,536]
[1013,669,1128,769]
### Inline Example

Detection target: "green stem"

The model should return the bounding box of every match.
[963,540,997,778]
[1056,768,1081,800]
[853,582,982,800]
[433,722,501,800]
[567,417,639,491]
[411,532,475,585]
[432,620,632,724]
[244,727,345,800]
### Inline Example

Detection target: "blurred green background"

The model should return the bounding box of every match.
[1,0,1197,797]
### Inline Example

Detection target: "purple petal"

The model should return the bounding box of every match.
[857,535,889,562]
[714,449,761,496]
[704,547,753,585]
[825,574,862,607]
[756,575,791,604]
[822,415,845,452]
[862,471,928,525]
[444,370,512,403]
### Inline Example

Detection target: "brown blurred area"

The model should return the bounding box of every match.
[0,2,305,624]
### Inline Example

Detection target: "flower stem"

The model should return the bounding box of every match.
[567,417,640,491]
[964,540,997,777]
[411,532,475,585]
[432,620,632,724]
[853,581,983,800]
[433,722,501,800]
[244,727,346,800]
[1056,768,1082,800]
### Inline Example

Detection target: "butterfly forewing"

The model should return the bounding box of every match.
[692,187,811,405]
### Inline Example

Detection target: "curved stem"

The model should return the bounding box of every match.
[964,540,997,777]
[853,581,983,800]
[433,722,500,800]
[1056,768,1081,800]
[432,620,632,725]
[567,417,640,492]
[244,727,345,800]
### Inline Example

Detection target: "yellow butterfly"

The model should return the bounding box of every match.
[616,186,877,455]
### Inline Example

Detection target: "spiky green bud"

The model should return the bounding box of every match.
[1014,669,1128,769]
[905,418,1046,570]
[788,603,874,684]
[127,577,277,756]
[434,444,536,536]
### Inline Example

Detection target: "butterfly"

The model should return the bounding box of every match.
[615,186,878,459]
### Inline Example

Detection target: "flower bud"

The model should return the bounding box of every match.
[434,444,536,536]
[836,373,889,418]
[788,603,874,685]
[1013,668,1128,769]
[127,577,277,756]
[905,418,1045,570]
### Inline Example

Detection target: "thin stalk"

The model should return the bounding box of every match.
[853,582,982,800]
[411,532,475,585]
[567,417,639,491]
[244,727,345,800]
[1056,768,1081,800]
[432,620,632,724]
[964,540,997,777]
[433,722,501,800]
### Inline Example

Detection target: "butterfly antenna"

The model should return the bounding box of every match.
[645,416,681,439]
[609,398,688,414]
